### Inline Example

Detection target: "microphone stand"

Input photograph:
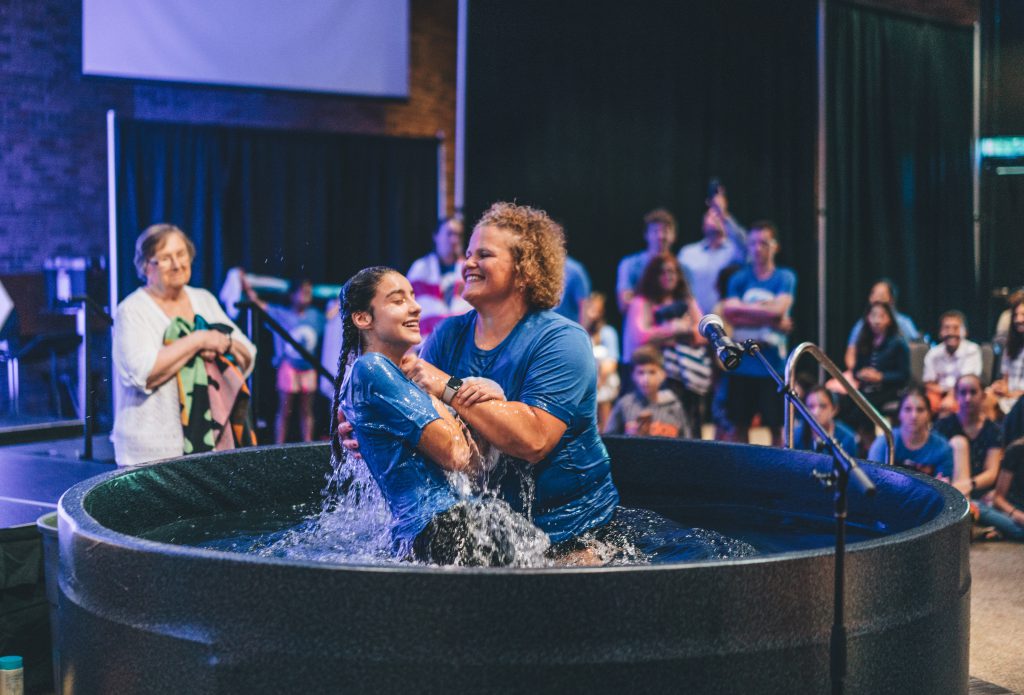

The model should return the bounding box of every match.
[738,340,875,695]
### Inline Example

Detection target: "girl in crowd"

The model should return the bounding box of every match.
[328,266,540,565]
[989,295,1024,416]
[934,374,1002,499]
[832,301,909,449]
[868,386,953,477]
[792,385,858,459]
[580,291,620,432]
[401,202,619,559]
[935,373,1012,540]
[621,252,707,430]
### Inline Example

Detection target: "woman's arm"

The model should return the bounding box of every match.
[991,467,1020,518]
[974,446,1003,493]
[417,397,477,472]
[192,288,257,376]
[145,331,226,391]
[402,356,567,464]
[687,297,707,345]
[625,297,689,348]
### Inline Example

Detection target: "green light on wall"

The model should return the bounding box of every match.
[980,137,1024,158]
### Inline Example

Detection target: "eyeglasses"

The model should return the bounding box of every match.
[148,251,191,269]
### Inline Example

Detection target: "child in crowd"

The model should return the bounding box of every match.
[868,386,953,477]
[605,346,692,438]
[241,273,327,443]
[581,291,620,431]
[792,385,858,459]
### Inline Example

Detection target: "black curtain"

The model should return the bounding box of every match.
[115,119,440,302]
[827,3,974,355]
[466,0,818,339]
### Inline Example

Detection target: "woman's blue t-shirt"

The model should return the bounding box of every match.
[421,310,619,543]
[341,352,460,554]
[867,427,953,478]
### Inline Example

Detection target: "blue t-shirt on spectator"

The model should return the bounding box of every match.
[422,310,619,543]
[266,305,325,371]
[867,427,953,478]
[341,352,459,555]
[793,419,858,459]
[554,256,591,323]
[726,266,797,375]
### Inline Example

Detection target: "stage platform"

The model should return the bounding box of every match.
[0,434,114,529]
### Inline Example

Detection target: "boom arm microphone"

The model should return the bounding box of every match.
[698,314,744,371]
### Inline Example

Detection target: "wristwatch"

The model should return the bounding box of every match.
[442,376,463,405]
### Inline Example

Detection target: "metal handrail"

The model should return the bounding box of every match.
[783,341,895,467]
[234,300,334,382]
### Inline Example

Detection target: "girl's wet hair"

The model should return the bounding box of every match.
[329,266,396,463]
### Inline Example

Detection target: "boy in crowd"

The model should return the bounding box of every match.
[605,345,692,438]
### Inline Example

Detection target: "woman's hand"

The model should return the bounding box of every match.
[400,354,449,399]
[336,410,361,455]
[855,366,883,384]
[197,329,231,354]
[453,377,506,407]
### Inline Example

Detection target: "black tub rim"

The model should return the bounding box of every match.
[57,440,971,576]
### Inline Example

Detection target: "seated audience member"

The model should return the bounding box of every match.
[406,216,472,339]
[792,385,858,459]
[934,374,1002,500]
[922,310,982,416]
[615,208,677,312]
[832,302,909,449]
[622,252,707,429]
[721,222,796,446]
[992,288,1024,351]
[987,399,1024,540]
[581,291,620,431]
[989,293,1024,416]
[554,255,592,323]
[844,279,920,371]
[605,346,691,438]
[868,386,953,477]
[241,273,327,444]
[677,178,746,316]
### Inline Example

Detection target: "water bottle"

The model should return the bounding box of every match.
[0,656,23,695]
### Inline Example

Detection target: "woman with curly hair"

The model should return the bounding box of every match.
[401,202,619,558]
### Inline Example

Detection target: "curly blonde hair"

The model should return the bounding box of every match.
[475,202,566,310]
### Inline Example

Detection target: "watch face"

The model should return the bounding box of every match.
[447,376,463,389]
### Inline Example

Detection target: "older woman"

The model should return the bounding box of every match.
[112,224,256,466]
[402,202,619,552]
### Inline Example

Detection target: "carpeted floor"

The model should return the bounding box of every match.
[969,541,1024,693]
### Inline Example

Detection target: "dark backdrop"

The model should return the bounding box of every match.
[465,0,818,342]
[115,119,440,302]
[827,2,975,353]
[467,0,978,363]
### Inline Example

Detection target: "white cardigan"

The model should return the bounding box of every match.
[111,286,256,466]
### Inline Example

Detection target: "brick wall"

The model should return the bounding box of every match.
[0,0,457,274]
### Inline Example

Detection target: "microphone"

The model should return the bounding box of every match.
[698,314,743,371]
